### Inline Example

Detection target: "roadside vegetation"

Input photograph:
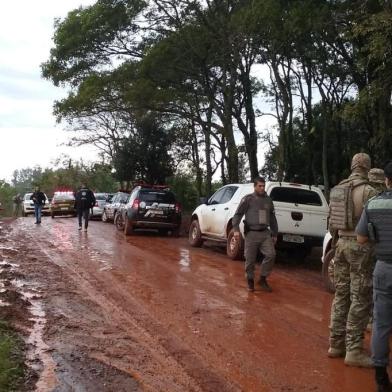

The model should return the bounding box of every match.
[0,321,26,391]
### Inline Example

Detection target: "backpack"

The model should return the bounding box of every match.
[328,179,368,231]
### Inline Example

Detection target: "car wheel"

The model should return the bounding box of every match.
[226,228,244,260]
[322,249,336,293]
[22,211,26,217]
[115,213,124,231]
[51,213,55,219]
[124,216,134,236]
[188,220,203,247]
[158,228,168,236]
[102,210,108,223]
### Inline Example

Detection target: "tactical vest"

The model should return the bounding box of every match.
[329,178,368,231]
[366,191,392,262]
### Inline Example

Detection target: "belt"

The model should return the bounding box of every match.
[249,229,267,232]
[338,235,356,240]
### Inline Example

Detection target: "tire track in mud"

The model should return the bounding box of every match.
[13,218,375,392]
[22,223,240,392]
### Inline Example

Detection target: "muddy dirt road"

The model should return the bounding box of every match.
[0,217,375,391]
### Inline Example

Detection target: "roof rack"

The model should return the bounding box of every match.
[131,181,170,191]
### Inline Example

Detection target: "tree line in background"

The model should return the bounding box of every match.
[0,157,201,213]
[40,0,392,199]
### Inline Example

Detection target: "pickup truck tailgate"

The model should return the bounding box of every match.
[274,204,328,237]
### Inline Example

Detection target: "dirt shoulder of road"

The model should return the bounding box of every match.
[0,219,141,392]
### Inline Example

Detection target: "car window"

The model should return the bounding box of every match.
[209,188,227,205]
[53,193,75,201]
[94,193,107,200]
[270,187,322,206]
[119,193,129,203]
[220,186,238,204]
[24,193,32,201]
[111,194,119,203]
[139,190,176,204]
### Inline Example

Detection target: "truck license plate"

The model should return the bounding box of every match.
[282,234,304,243]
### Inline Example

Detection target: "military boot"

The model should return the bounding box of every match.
[344,349,374,368]
[258,276,272,292]
[327,346,346,358]
[376,366,392,392]
[247,279,255,292]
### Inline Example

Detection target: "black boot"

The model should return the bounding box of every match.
[258,276,272,292]
[247,279,255,292]
[376,366,392,392]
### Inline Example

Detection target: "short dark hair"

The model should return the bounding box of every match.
[384,161,392,180]
[253,176,266,186]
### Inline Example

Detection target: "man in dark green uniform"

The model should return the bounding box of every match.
[232,177,278,292]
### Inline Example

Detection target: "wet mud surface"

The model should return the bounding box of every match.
[0,217,375,391]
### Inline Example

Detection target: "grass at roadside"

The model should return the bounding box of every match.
[0,320,25,391]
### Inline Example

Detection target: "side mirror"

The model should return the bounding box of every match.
[199,197,208,205]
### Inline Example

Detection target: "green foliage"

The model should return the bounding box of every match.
[112,113,175,184]
[167,174,199,212]
[0,321,25,391]
[41,0,392,192]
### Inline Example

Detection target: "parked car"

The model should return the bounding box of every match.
[115,185,181,236]
[101,191,130,223]
[22,193,50,216]
[50,191,76,218]
[90,193,109,219]
[189,182,329,260]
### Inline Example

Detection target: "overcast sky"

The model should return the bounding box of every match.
[0,1,97,182]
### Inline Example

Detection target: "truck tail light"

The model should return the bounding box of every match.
[132,199,140,209]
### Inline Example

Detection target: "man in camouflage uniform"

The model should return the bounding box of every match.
[369,168,387,193]
[328,153,378,367]
[232,177,278,292]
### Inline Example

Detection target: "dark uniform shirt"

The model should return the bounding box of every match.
[356,190,392,262]
[232,191,278,236]
[75,188,96,211]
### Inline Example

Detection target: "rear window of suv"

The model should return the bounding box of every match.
[139,190,176,204]
[53,193,75,201]
[270,187,322,206]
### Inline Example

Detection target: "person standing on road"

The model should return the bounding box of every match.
[232,177,278,292]
[369,168,387,194]
[12,193,22,217]
[75,184,96,231]
[356,161,392,392]
[327,153,378,367]
[30,187,46,224]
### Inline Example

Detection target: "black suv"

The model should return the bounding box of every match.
[115,185,181,236]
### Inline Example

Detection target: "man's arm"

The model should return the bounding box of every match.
[269,203,278,244]
[355,208,370,244]
[232,196,249,236]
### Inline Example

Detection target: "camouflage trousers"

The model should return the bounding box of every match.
[329,237,375,352]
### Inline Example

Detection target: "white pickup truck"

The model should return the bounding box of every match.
[188,182,329,260]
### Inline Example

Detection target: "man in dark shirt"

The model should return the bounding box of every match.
[75,184,96,231]
[356,161,392,392]
[30,187,46,224]
[232,177,278,292]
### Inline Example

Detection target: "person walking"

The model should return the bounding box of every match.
[369,168,387,193]
[75,184,96,231]
[12,193,22,217]
[232,176,278,292]
[356,161,392,392]
[30,187,46,224]
[327,153,378,367]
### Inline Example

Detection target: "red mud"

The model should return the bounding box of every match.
[0,217,376,391]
